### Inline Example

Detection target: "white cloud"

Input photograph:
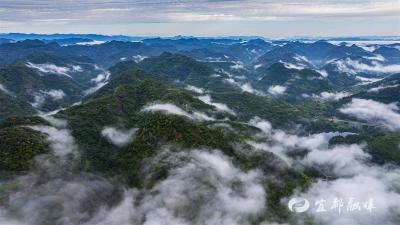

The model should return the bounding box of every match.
[248,117,354,165]
[101,126,137,147]
[241,83,264,95]
[132,55,147,63]
[30,90,66,108]
[357,44,377,52]
[40,106,71,117]
[250,117,341,149]
[87,149,266,225]
[247,117,400,224]
[71,65,84,72]
[340,98,400,131]
[93,64,101,70]
[75,40,106,45]
[313,91,350,101]
[41,89,66,100]
[364,54,385,62]
[223,79,264,96]
[42,116,68,128]
[26,62,72,78]
[293,54,312,65]
[220,68,235,78]
[296,170,400,225]
[185,85,205,94]
[72,101,82,106]
[30,93,46,108]
[268,85,286,95]
[29,125,77,156]
[279,61,305,70]
[230,62,244,70]
[198,95,236,115]
[303,144,370,176]
[85,71,111,95]
[368,84,399,92]
[191,111,215,121]
[254,64,263,69]
[90,71,110,83]
[32,18,79,25]
[121,55,148,63]
[334,58,400,74]
[0,145,116,225]
[241,83,254,92]
[1,106,399,225]
[3,0,399,25]
[355,76,382,85]
[249,117,273,134]
[142,103,192,118]
[0,83,12,95]
[0,117,124,225]
[316,70,328,78]
[224,78,237,85]
[272,130,343,151]
[247,141,292,165]
[142,103,215,121]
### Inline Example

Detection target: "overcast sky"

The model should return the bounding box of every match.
[0,0,399,37]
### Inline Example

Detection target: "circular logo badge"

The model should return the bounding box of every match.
[288,198,310,213]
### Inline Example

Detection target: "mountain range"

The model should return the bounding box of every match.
[0,34,400,225]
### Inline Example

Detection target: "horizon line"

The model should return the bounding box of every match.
[1,32,400,40]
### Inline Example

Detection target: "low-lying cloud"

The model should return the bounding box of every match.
[185,85,205,94]
[317,69,328,78]
[120,55,147,63]
[71,65,84,72]
[340,98,400,131]
[198,95,236,115]
[268,85,287,95]
[248,117,400,224]
[26,62,72,78]
[240,83,264,95]
[1,120,118,225]
[293,54,311,64]
[368,84,399,92]
[142,103,215,121]
[85,149,266,225]
[230,62,245,70]
[355,76,383,85]
[41,89,66,100]
[101,126,137,147]
[30,93,46,108]
[248,117,348,165]
[85,71,111,95]
[364,54,385,62]
[303,144,370,176]
[0,145,267,225]
[29,124,77,156]
[296,168,400,225]
[335,58,400,74]
[0,83,12,95]
[76,40,106,45]
[1,106,399,225]
[280,61,306,70]
[30,90,67,108]
[223,78,264,96]
[313,91,350,101]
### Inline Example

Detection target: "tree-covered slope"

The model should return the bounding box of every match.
[0,90,36,121]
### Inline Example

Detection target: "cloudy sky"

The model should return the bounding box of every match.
[0,0,399,37]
